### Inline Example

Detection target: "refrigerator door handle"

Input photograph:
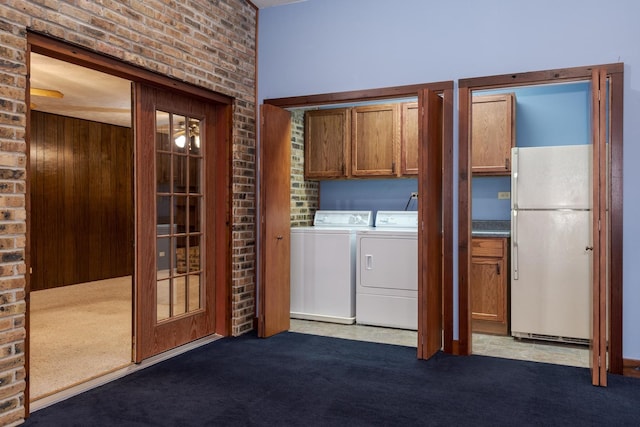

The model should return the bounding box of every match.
[512,211,519,280]
[511,149,518,208]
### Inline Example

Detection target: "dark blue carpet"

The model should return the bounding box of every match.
[25,332,640,426]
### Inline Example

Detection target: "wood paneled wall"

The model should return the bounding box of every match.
[30,111,133,291]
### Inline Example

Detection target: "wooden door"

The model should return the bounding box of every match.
[134,84,223,361]
[417,89,443,359]
[258,104,292,338]
[590,69,608,386]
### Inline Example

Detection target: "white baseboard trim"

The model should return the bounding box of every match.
[30,334,223,413]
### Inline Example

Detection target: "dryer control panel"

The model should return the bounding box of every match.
[375,211,418,229]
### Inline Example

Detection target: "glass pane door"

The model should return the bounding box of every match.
[134,82,226,362]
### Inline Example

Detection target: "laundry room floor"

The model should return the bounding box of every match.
[289,319,589,368]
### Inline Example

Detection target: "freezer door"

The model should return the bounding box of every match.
[511,209,592,340]
[511,145,592,210]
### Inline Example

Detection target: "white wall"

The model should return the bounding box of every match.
[257,0,640,359]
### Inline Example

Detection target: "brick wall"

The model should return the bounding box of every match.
[0,0,257,423]
[290,110,318,226]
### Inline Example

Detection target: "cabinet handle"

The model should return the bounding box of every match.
[496,263,501,275]
[365,254,373,270]
[505,157,510,170]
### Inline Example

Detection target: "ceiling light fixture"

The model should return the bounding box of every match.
[174,134,186,148]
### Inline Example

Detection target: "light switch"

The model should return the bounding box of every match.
[159,251,166,257]
[498,191,511,200]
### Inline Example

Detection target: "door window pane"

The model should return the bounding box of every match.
[157,279,171,321]
[173,276,187,316]
[157,196,171,226]
[174,155,188,193]
[156,111,170,151]
[188,234,201,272]
[172,114,187,154]
[189,197,202,234]
[189,118,201,155]
[189,157,201,193]
[188,274,201,311]
[157,153,172,191]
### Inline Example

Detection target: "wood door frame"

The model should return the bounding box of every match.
[25,32,234,405]
[457,63,624,374]
[264,80,455,355]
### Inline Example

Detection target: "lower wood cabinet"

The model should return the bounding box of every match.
[471,237,509,335]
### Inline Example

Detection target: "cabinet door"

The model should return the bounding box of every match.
[401,102,419,176]
[470,237,508,335]
[304,108,350,179]
[471,93,515,175]
[470,256,506,323]
[351,104,399,177]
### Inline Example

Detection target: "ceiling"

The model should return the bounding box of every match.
[29,2,306,127]
[30,53,132,127]
[252,0,305,8]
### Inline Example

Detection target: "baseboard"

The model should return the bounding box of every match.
[623,358,640,379]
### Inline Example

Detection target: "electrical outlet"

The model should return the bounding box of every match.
[498,191,511,200]
[410,192,418,199]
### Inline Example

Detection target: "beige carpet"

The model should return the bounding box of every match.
[29,277,133,401]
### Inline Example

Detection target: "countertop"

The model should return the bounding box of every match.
[471,220,510,238]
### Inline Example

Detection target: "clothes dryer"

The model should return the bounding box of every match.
[356,211,418,330]
[290,211,373,324]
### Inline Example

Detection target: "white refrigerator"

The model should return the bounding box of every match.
[510,144,592,343]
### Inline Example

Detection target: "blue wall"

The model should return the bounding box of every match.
[472,177,511,220]
[258,0,640,358]
[319,179,418,214]
[477,82,591,148]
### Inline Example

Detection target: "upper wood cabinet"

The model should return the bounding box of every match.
[471,93,515,175]
[304,108,351,179]
[351,104,400,177]
[400,102,419,176]
[304,102,416,179]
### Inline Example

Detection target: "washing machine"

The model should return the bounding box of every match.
[290,210,373,324]
[356,211,418,330]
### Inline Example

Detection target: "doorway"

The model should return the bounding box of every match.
[26,34,233,411]
[28,53,134,401]
[458,64,623,378]
[260,83,454,360]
